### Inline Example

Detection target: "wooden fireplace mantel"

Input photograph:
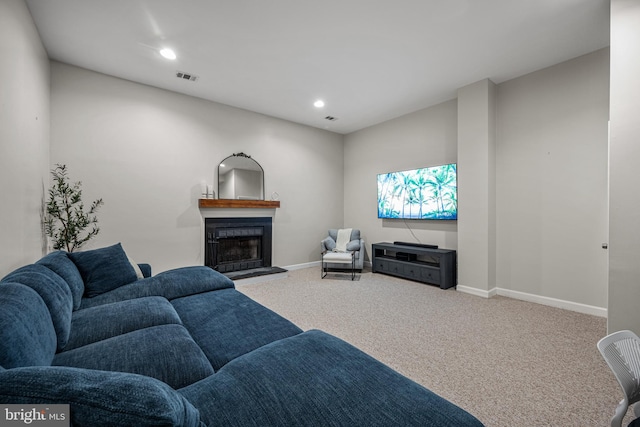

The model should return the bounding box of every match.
[198,199,280,209]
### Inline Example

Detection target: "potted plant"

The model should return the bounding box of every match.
[44,164,104,252]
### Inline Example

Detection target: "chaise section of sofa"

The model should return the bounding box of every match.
[0,243,484,426]
[180,330,483,427]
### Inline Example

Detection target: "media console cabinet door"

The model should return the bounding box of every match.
[420,266,441,284]
[371,243,455,289]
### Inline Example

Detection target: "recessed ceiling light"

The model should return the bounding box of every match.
[160,48,176,60]
[314,100,325,108]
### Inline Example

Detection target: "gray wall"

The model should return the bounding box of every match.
[344,48,610,314]
[608,0,640,333]
[343,99,459,257]
[0,0,50,276]
[50,62,344,272]
[457,79,497,294]
[496,48,610,311]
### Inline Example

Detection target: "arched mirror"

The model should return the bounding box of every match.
[218,153,265,200]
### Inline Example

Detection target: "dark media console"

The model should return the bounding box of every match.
[372,242,456,289]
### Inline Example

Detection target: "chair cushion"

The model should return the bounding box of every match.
[323,252,354,263]
[69,243,138,298]
[0,264,73,351]
[36,250,85,310]
[65,297,183,351]
[0,283,57,368]
[0,366,203,427]
[53,324,214,389]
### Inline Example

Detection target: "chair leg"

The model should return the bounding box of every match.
[351,254,355,280]
[322,253,356,280]
[611,400,628,427]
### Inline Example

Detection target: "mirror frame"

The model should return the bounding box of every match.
[217,152,265,200]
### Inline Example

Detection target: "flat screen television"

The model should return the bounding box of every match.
[377,163,457,220]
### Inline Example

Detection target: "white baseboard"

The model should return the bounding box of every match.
[456,285,607,318]
[284,261,320,271]
[456,285,498,298]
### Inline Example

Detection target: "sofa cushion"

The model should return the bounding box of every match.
[172,289,303,370]
[79,266,234,309]
[69,243,138,298]
[65,297,183,351]
[36,250,85,310]
[0,366,203,427]
[53,324,214,389]
[0,283,57,368]
[180,330,483,427]
[0,264,73,351]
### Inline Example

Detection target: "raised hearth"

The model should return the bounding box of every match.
[224,266,288,281]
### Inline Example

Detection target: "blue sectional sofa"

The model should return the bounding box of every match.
[0,243,483,426]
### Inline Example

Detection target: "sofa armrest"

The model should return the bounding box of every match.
[137,263,152,278]
[0,366,203,427]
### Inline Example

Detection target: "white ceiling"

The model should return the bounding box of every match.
[25,0,610,134]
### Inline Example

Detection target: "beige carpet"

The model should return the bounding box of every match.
[237,267,631,427]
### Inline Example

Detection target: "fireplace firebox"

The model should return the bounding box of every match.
[205,217,272,273]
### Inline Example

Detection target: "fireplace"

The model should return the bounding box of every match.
[205,217,272,273]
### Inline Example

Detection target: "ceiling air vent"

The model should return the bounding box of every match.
[324,116,338,121]
[176,71,198,82]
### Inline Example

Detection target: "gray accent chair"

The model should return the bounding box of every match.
[320,229,365,271]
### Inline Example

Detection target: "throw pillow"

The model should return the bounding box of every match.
[69,243,138,298]
[346,240,361,251]
[0,366,202,427]
[322,237,336,251]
